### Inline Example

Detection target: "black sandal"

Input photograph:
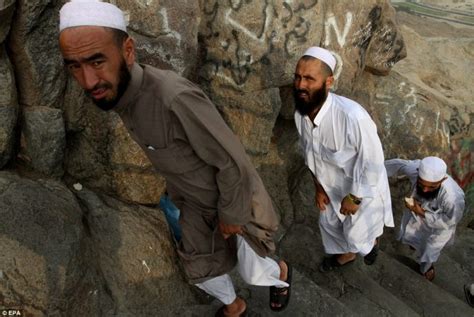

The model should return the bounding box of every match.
[269,262,292,312]
[364,241,379,265]
[215,305,247,317]
[319,255,355,272]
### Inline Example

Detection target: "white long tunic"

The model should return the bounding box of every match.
[385,159,465,272]
[295,92,394,255]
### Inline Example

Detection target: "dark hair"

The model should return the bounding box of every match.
[107,28,129,48]
[300,55,333,77]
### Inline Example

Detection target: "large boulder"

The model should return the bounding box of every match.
[122,0,200,77]
[7,0,66,109]
[21,106,66,177]
[74,187,197,315]
[0,0,15,43]
[0,171,87,316]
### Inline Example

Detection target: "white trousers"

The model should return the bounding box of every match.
[195,235,289,305]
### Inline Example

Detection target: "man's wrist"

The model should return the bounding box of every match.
[347,193,362,205]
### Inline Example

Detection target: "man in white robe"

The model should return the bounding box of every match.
[385,157,465,281]
[293,47,394,271]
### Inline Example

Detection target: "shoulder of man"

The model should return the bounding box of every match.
[439,176,465,201]
[331,93,372,121]
[141,64,204,108]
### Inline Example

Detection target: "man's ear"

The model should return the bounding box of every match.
[439,176,448,184]
[123,37,135,67]
[325,75,334,91]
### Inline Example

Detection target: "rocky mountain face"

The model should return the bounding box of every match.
[0,0,472,316]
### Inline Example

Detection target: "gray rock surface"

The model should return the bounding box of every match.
[21,106,65,177]
[7,0,66,109]
[0,46,17,169]
[74,188,197,316]
[0,0,15,43]
[0,171,85,316]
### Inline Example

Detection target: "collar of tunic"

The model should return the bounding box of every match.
[311,92,333,126]
[115,62,144,115]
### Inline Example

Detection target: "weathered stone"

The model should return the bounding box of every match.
[111,170,165,204]
[322,0,406,94]
[120,0,200,77]
[279,85,295,120]
[75,188,197,315]
[217,88,281,154]
[8,0,66,109]
[257,142,295,228]
[0,46,17,168]
[0,171,85,315]
[0,0,15,43]
[199,0,405,154]
[199,0,324,90]
[360,1,407,76]
[22,106,65,177]
[63,89,113,192]
[108,118,166,203]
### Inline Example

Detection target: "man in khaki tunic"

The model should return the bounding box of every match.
[58,0,291,315]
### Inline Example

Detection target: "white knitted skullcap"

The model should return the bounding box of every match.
[59,0,127,32]
[302,46,337,73]
[419,156,447,182]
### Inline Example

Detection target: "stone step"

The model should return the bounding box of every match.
[361,249,473,316]
[382,228,474,305]
[168,268,354,316]
[279,224,419,316]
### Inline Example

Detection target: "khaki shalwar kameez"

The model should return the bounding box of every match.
[114,63,279,285]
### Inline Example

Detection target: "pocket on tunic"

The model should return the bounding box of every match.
[144,141,204,174]
[319,144,357,168]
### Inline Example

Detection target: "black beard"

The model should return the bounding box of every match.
[293,82,328,116]
[416,184,441,200]
[89,60,131,111]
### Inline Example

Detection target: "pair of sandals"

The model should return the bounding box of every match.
[319,242,379,272]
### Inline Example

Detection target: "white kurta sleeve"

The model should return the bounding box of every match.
[424,192,465,230]
[348,117,386,198]
[385,159,420,179]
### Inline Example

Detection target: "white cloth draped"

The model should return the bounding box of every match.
[195,235,287,304]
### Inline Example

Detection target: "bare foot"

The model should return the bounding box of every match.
[223,296,246,316]
[424,267,435,281]
[278,260,288,281]
[337,252,356,265]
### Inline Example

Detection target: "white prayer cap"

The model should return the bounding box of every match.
[302,46,337,73]
[59,0,127,33]
[418,156,447,182]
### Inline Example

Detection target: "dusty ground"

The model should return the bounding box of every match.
[392,11,474,112]
[422,0,474,13]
